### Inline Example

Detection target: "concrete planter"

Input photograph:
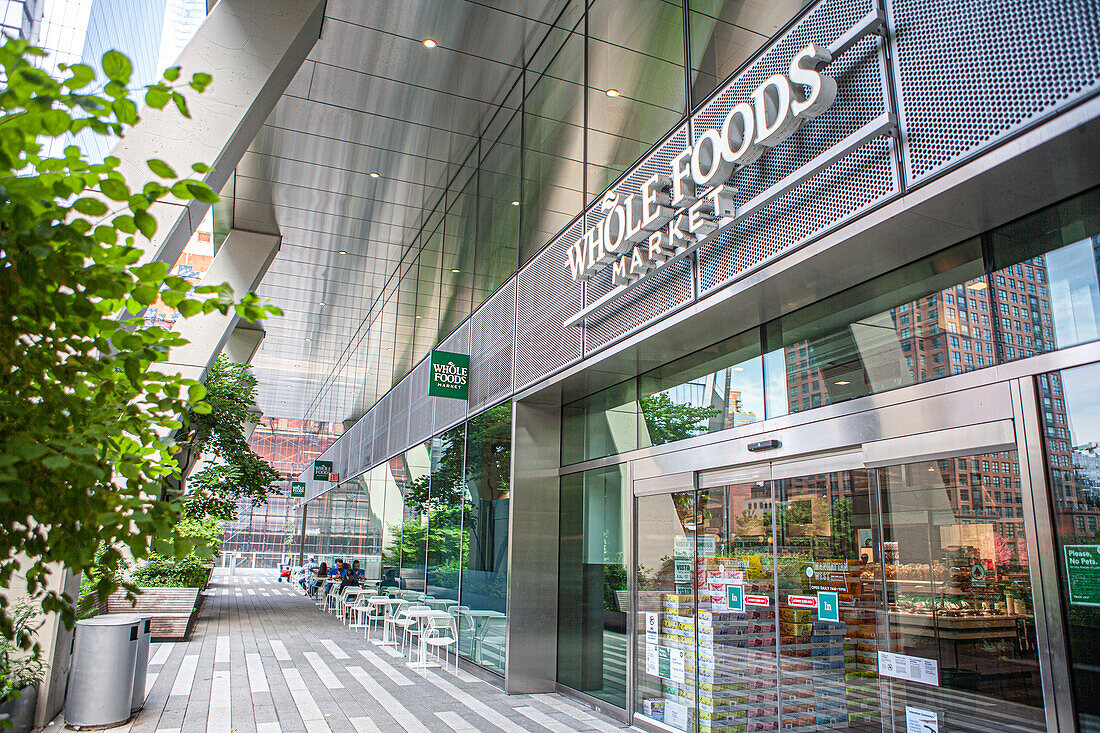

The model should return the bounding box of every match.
[0,685,38,733]
[106,587,203,641]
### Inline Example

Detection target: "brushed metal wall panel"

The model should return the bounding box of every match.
[470,278,516,412]
[406,359,433,446]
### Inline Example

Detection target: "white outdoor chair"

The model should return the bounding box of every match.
[421,612,459,673]
[362,596,389,636]
[348,594,372,631]
[381,599,409,645]
[394,604,429,657]
[342,590,366,624]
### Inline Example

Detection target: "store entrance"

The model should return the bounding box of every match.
[633,447,1045,733]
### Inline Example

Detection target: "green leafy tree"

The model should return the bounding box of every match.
[173,355,280,520]
[0,39,278,641]
[640,392,721,446]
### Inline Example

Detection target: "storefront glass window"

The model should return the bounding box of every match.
[762,238,986,419]
[639,327,764,448]
[388,444,431,592]
[460,403,512,674]
[425,425,465,602]
[988,187,1100,362]
[1040,363,1100,731]
[558,464,630,706]
[562,379,640,465]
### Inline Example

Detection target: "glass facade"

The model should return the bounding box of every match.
[558,464,630,706]
[563,187,1100,464]
[300,402,512,675]
[303,0,809,422]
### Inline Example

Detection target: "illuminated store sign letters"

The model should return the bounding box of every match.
[565,43,836,288]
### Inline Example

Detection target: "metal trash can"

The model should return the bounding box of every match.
[127,614,153,713]
[65,615,139,729]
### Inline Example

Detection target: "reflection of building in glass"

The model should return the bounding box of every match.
[221,417,341,567]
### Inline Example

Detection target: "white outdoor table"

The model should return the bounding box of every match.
[410,610,453,669]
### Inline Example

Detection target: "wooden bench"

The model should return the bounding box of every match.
[105,587,202,641]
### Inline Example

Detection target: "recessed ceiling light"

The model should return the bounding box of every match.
[318,301,326,306]
[836,380,851,385]
[451,268,461,273]
[338,250,348,255]
[281,401,286,404]
[369,172,380,178]
[605,88,620,98]
[295,364,300,368]
[968,281,988,290]
[422,38,436,48]
[510,200,520,206]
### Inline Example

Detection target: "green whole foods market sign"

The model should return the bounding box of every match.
[313,460,332,481]
[429,350,470,400]
[290,481,305,498]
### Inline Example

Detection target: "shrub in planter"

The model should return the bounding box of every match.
[130,554,208,588]
[0,602,47,733]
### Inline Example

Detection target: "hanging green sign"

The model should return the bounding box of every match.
[290,481,305,498]
[1065,545,1100,606]
[428,350,470,399]
[313,460,332,481]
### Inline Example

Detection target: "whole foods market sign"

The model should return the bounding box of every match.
[429,350,470,400]
[313,460,332,481]
[290,481,305,498]
[562,9,889,327]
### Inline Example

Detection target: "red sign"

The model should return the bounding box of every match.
[328,473,340,482]
[745,595,771,607]
[787,595,818,609]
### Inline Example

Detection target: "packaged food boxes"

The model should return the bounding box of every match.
[641,698,665,719]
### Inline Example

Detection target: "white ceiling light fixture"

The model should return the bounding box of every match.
[338,250,348,255]
[510,200,520,206]
[422,38,437,48]
[451,268,461,273]
[368,172,380,178]
[605,88,620,98]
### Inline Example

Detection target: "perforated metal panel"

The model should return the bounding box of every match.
[696,0,898,296]
[432,322,470,434]
[371,393,389,465]
[469,278,516,412]
[406,359,433,446]
[359,408,375,472]
[583,124,697,352]
[515,219,584,391]
[892,0,1100,184]
[386,376,410,461]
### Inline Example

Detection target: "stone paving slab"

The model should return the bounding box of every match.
[45,569,632,733]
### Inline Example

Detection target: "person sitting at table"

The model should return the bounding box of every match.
[339,562,361,592]
[348,560,364,582]
[379,567,403,592]
[309,562,328,598]
[299,556,319,591]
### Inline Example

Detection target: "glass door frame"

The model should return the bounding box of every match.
[625,374,1075,733]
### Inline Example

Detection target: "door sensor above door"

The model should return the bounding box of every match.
[747,439,781,452]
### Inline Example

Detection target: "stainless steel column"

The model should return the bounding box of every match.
[506,395,562,693]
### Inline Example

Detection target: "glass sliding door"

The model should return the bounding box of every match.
[1039,363,1100,732]
[630,445,1048,731]
[875,454,1043,732]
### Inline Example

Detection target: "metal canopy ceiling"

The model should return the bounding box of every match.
[234,0,570,423]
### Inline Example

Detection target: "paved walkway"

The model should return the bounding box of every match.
[48,569,629,733]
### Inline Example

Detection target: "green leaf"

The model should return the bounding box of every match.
[100,178,128,201]
[41,110,70,136]
[172,92,189,118]
[188,384,207,401]
[170,181,195,200]
[145,86,170,110]
[72,197,108,216]
[64,63,95,89]
[192,401,212,415]
[147,159,176,178]
[186,182,219,204]
[189,72,212,92]
[101,50,132,84]
[134,210,157,239]
[113,214,137,233]
[177,299,202,318]
[191,162,212,174]
[163,67,180,82]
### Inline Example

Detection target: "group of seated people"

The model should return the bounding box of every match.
[298,556,406,599]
